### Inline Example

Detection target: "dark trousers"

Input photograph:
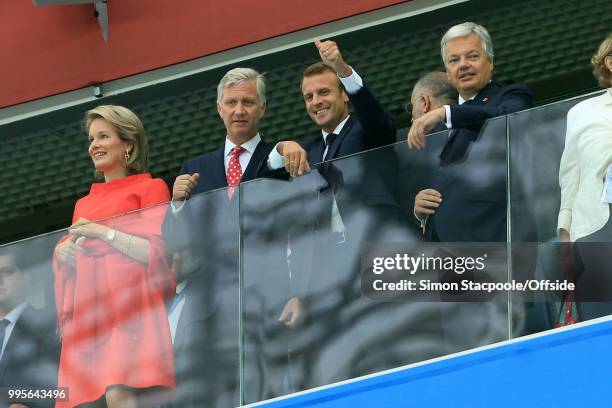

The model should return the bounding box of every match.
[572,205,612,320]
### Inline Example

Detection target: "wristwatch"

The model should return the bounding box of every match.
[105,228,117,243]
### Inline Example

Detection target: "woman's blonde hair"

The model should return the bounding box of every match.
[591,33,612,87]
[84,105,149,178]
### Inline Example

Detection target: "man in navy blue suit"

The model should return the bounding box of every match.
[163,67,280,408]
[171,67,275,201]
[269,39,396,176]
[409,22,534,242]
[407,23,535,353]
[266,39,403,316]
[268,39,401,242]
[263,40,416,389]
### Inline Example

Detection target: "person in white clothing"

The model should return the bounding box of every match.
[558,33,612,320]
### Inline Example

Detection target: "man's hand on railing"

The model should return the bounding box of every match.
[278,296,303,328]
[277,141,311,177]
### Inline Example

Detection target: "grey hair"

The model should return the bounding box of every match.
[216,67,266,105]
[440,22,494,65]
[414,72,458,105]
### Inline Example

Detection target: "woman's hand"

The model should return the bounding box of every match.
[55,237,80,266]
[69,217,107,241]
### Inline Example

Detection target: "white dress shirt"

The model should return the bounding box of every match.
[444,93,477,129]
[558,88,612,241]
[224,133,261,174]
[321,117,350,235]
[322,115,350,160]
[168,280,188,344]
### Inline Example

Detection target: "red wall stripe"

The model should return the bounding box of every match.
[1,0,406,108]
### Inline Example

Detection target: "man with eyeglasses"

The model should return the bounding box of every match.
[407,71,458,124]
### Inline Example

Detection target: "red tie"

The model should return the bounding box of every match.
[226,145,245,199]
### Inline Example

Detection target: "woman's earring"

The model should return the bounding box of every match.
[124,151,130,163]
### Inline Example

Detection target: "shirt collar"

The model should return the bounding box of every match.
[224,133,261,157]
[458,80,492,105]
[458,94,476,105]
[322,115,350,140]
[3,302,27,325]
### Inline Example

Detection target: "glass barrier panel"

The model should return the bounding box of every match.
[162,186,242,407]
[9,89,611,406]
[508,91,608,334]
[0,232,62,406]
[0,182,242,408]
[241,121,512,402]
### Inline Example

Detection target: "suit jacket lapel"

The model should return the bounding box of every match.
[0,306,31,380]
[211,146,228,189]
[309,135,325,164]
[325,116,353,160]
[172,292,189,352]
[472,81,498,106]
[242,140,268,181]
[438,82,501,165]
[439,90,480,160]
[0,326,9,379]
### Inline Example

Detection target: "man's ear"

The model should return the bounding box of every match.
[216,103,222,117]
[421,94,431,114]
[342,90,349,104]
[260,103,267,117]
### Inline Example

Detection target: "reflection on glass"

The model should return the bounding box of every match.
[162,187,242,408]
[241,137,511,402]
[509,87,610,333]
[0,244,60,406]
[6,89,612,406]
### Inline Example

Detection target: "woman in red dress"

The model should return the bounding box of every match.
[54,105,175,407]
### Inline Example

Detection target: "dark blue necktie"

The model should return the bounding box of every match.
[323,133,337,161]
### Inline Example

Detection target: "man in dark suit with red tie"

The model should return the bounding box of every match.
[171,67,276,200]
[409,22,533,243]
[163,67,279,408]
